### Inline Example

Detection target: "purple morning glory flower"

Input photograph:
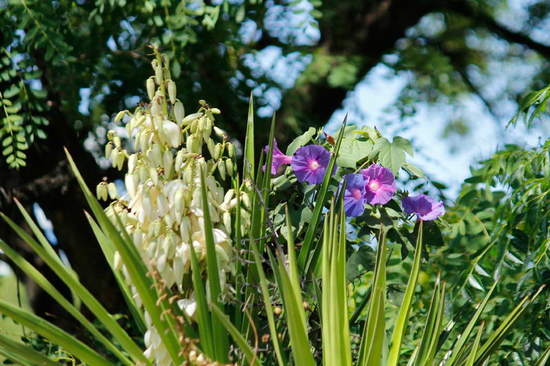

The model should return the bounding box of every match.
[361,163,396,205]
[263,140,293,175]
[291,145,331,184]
[343,173,366,217]
[402,194,445,221]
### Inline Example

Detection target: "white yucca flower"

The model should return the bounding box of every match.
[98,53,244,365]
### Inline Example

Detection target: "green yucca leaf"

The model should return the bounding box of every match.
[299,114,347,275]
[0,239,134,366]
[474,285,545,365]
[13,199,81,310]
[64,148,182,364]
[0,299,112,366]
[387,221,424,366]
[249,240,285,366]
[0,212,147,364]
[243,93,255,180]
[465,323,484,366]
[199,167,230,362]
[444,281,497,366]
[211,304,261,366]
[13,198,77,282]
[277,255,316,366]
[0,332,59,366]
[84,212,147,334]
[535,346,550,366]
[284,205,307,331]
[188,234,215,358]
[321,201,351,366]
[358,226,388,366]
[413,276,446,366]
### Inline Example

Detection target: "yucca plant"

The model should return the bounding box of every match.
[0,50,546,366]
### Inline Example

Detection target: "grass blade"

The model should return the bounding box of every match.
[387,221,424,366]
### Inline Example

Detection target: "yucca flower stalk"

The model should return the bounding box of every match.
[99,48,240,364]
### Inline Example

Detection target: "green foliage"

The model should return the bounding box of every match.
[0,49,48,168]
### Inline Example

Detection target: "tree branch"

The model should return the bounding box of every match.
[448,1,550,58]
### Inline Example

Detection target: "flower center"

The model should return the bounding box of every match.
[351,188,362,200]
[368,180,380,191]
[308,160,320,170]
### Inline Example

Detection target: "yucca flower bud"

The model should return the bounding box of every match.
[128,154,137,173]
[152,60,162,85]
[218,160,226,180]
[174,100,185,123]
[113,135,122,148]
[182,112,201,125]
[225,159,234,177]
[162,150,173,178]
[227,142,235,158]
[207,138,216,159]
[114,110,127,123]
[107,182,118,199]
[161,120,181,148]
[167,80,177,104]
[146,77,156,100]
[96,182,108,201]
[105,141,113,158]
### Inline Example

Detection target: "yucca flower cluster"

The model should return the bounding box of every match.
[97,50,241,365]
